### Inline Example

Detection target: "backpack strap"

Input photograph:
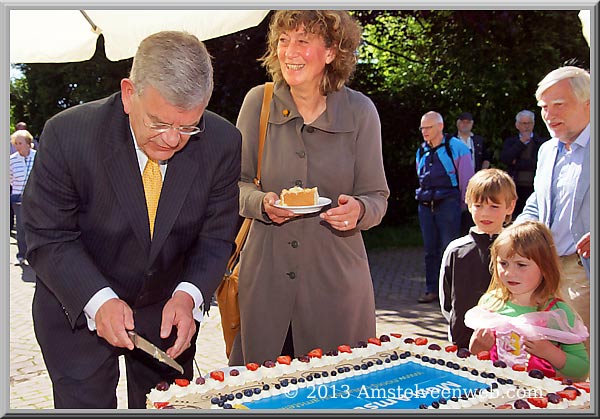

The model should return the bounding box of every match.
[416,136,460,189]
[443,134,460,187]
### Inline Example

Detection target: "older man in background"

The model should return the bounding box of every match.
[516,66,591,355]
[454,112,491,234]
[500,110,548,218]
[9,129,37,265]
[415,111,473,304]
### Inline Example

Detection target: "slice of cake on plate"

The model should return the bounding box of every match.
[280,186,319,206]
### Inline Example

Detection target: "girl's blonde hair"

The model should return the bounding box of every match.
[261,10,362,95]
[465,168,517,225]
[481,221,562,310]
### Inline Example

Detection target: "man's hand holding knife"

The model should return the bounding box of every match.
[95,290,196,361]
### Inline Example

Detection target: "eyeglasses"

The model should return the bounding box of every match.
[419,125,434,131]
[143,117,205,136]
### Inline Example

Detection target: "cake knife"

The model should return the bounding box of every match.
[127,330,184,374]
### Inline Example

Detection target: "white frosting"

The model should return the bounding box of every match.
[146,336,590,411]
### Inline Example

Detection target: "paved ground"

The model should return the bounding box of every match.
[8,234,445,410]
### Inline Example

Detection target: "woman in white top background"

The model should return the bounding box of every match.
[10,129,37,265]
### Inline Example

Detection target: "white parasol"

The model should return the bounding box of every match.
[10,9,270,63]
[578,10,590,47]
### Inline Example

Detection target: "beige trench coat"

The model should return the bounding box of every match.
[229,82,389,365]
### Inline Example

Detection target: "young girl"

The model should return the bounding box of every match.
[466,221,589,380]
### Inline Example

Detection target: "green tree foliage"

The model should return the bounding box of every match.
[9,75,29,133]
[11,36,132,137]
[10,10,589,227]
[350,10,589,224]
[203,11,273,123]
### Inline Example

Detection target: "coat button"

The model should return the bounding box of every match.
[294,180,303,187]
[306,126,315,133]
[283,109,290,117]
[291,240,299,248]
[297,151,306,158]
[286,272,296,279]
[62,306,71,320]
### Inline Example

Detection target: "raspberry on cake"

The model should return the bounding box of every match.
[280,186,319,206]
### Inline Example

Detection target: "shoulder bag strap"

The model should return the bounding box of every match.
[254,81,274,188]
[226,82,274,272]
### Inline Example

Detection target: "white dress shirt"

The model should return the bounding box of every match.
[549,124,590,256]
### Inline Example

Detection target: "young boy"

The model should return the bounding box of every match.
[439,168,517,349]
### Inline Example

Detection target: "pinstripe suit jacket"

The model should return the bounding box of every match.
[23,92,241,380]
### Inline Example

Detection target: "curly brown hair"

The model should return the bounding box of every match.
[261,10,362,95]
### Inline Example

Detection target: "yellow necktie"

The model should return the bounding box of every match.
[142,159,162,239]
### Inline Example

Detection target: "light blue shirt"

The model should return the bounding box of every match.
[549,126,590,256]
[83,129,204,330]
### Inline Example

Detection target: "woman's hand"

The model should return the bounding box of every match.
[263,192,298,224]
[320,194,363,231]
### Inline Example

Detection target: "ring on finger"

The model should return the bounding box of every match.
[344,220,349,227]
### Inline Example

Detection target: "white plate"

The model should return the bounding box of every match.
[274,197,332,214]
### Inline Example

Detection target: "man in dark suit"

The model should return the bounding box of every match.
[500,110,548,218]
[454,112,490,172]
[22,31,241,409]
[454,111,490,234]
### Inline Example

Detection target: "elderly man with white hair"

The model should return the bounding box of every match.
[516,66,591,355]
[500,110,549,218]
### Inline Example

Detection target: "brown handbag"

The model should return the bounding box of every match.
[216,82,274,358]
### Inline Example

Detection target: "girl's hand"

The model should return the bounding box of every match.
[262,192,298,224]
[320,194,363,231]
[469,328,495,354]
[523,338,566,370]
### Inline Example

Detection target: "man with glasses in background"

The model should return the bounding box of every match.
[22,31,241,409]
[500,110,548,218]
[414,111,473,304]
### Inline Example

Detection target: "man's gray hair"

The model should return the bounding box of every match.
[130,31,213,109]
[422,111,444,124]
[515,110,535,122]
[535,66,590,103]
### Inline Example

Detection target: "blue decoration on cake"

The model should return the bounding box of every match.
[243,360,489,409]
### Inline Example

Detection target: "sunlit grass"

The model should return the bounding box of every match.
[363,223,423,250]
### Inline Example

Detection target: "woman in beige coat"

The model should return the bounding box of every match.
[229,10,389,366]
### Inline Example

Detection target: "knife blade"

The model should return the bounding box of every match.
[127,330,184,374]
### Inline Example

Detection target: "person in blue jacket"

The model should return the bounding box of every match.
[415,111,474,303]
